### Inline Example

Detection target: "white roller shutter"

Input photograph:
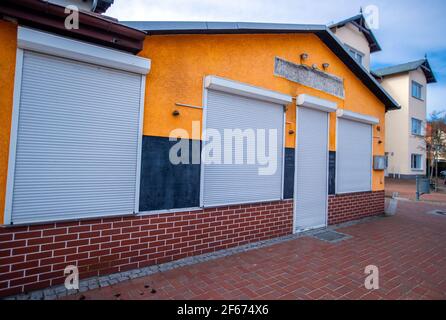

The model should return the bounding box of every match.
[9,51,143,224]
[337,118,372,193]
[203,90,284,207]
[294,107,328,231]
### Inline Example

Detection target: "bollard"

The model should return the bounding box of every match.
[385,193,398,216]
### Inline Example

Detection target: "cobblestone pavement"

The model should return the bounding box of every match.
[7,199,446,300]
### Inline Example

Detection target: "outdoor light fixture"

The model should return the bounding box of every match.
[289,129,295,135]
[322,63,330,70]
[300,53,309,62]
[172,110,180,116]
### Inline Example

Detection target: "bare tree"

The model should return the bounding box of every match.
[424,111,446,189]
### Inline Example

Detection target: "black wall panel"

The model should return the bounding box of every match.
[283,148,336,198]
[139,139,333,210]
[139,136,201,212]
[329,151,336,195]
[283,148,295,199]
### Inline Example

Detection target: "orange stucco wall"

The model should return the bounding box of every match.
[139,33,386,190]
[0,21,17,225]
[0,30,387,225]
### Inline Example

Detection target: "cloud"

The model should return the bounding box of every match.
[107,0,359,23]
[107,0,446,113]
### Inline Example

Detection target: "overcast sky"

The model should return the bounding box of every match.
[108,0,446,114]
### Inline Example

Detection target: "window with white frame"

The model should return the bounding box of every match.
[411,118,423,136]
[411,154,423,170]
[337,117,373,193]
[201,76,292,208]
[5,28,150,225]
[345,45,364,65]
[412,81,423,100]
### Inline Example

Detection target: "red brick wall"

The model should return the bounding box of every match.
[0,191,385,297]
[0,200,293,297]
[328,191,385,225]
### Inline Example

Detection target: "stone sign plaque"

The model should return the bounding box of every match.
[274,57,345,99]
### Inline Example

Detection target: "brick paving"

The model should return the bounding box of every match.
[385,178,446,203]
[60,199,446,300]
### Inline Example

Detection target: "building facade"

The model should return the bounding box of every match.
[373,60,436,178]
[0,1,399,297]
[329,13,437,179]
[329,14,382,72]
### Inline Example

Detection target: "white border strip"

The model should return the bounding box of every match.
[204,75,292,105]
[199,77,208,208]
[336,109,379,125]
[17,27,151,75]
[296,94,337,113]
[134,76,147,214]
[3,49,24,225]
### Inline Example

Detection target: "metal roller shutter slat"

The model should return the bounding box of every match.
[10,51,142,224]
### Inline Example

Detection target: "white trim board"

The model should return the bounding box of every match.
[17,27,151,75]
[3,49,24,225]
[199,77,208,208]
[336,109,379,125]
[204,75,292,105]
[134,76,147,214]
[296,94,338,113]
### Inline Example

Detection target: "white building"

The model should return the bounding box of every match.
[330,14,381,71]
[373,60,436,178]
[330,13,437,179]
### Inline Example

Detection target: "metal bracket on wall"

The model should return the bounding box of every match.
[175,103,203,110]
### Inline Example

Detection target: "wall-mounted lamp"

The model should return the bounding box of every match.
[300,53,309,63]
[376,126,381,132]
[172,110,180,116]
[322,63,330,71]
[289,129,295,135]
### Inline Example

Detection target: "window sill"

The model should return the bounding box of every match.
[411,96,425,102]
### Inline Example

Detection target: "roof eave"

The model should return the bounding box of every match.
[123,21,327,35]
[373,60,437,84]
[367,34,381,53]
[329,14,382,53]
[0,0,146,53]
[422,60,437,83]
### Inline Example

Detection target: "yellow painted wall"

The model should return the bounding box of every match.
[139,33,386,190]
[0,21,17,225]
